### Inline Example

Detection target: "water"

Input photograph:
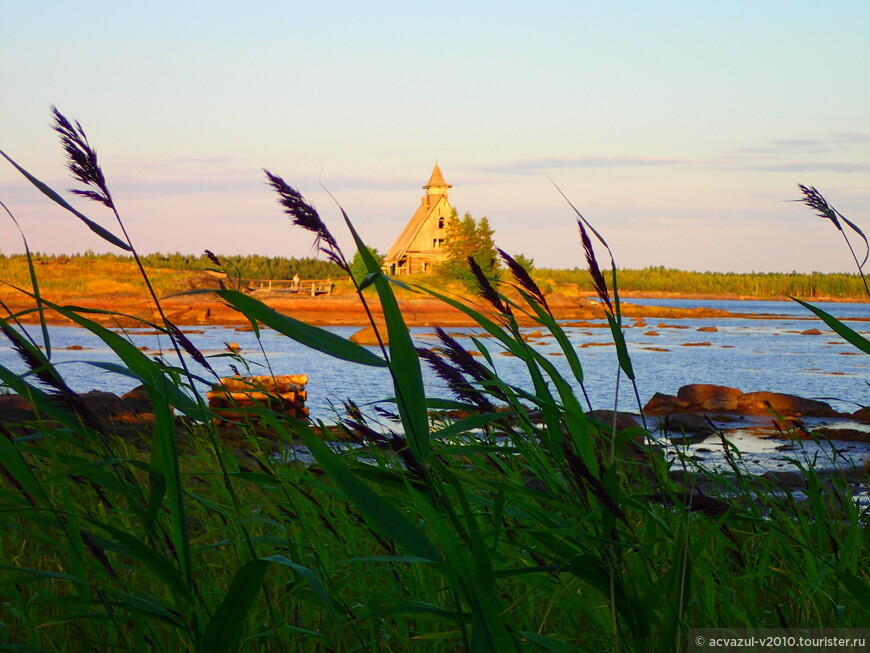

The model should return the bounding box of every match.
[2,299,868,422]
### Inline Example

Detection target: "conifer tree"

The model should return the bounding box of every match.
[442,211,500,284]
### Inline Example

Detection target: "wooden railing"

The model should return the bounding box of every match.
[243,278,334,296]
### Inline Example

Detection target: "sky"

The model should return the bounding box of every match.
[1,1,869,273]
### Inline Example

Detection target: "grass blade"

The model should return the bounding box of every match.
[792,297,870,355]
[210,289,388,368]
[198,559,268,653]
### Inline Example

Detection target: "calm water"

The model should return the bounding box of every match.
[2,299,868,421]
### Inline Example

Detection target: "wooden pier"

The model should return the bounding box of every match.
[245,278,334,296]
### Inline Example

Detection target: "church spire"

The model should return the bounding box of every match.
[423,161,451,195]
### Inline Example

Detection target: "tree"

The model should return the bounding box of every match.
[350,246,384,285]
[511,253,534,274]
[442,211,500,285]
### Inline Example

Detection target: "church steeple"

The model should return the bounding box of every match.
[423,161,451,196]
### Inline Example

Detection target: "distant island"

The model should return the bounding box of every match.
[0,253,865,328]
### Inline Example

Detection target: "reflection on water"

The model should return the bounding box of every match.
[1,299,868,422]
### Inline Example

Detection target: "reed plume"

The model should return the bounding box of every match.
[798,184,869,298]
[578,220,613,313]
[51,107,114,209]
[416,346,495,411]
[264,170,347,271]
[0,322,102,430]
[204,249,221,267]
[166,322,216,376]
[498,248,550,315]
[467,256,509,315]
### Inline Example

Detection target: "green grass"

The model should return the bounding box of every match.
[0,111,868,651]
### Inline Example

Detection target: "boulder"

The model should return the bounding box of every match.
[811,427,870,442]
[736,391,838,417]
[586,409,643,431]
[700,396,740,411]
[643,393,690,415]
[78,390,126,418]
[801,328,823,336]
[677,384,742,406]
[349,327,386,346]
[697,326,718,332]
[0,394,37,424]
[121,385,156,415]
[662,413,718,436]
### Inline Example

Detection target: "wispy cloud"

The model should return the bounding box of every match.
[734,133,870,155]
[733,160,870,173]
[481,155,695,175]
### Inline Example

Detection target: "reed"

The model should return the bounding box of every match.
[0,113,867,651]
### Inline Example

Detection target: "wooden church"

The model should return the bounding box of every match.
[383,163,454,275]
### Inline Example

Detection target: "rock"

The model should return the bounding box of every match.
[78,390,126,418]
[662,413,717,436]
[65,344,84,350]
[226,342,241,352]
[643,393,690,415]
[736,391,838,417]
[633,319,647,327]
[700,397,739,411]
[801,328,823,336]
[121,385,155,414]
[0,394,37,423]
[697,326,718,332]
[349,327,386,346]
[677,384,743,406]
[760,470,805,486]
[811,427,870,442]
[586,410,643,431]
[680,342,712,346]
[852,407,870,423]
[644,331,659,336]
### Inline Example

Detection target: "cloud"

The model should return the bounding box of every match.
[479,155,696,175]
[734,133,870,156]
[742,160,870,173]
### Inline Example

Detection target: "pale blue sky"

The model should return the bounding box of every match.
[2,1,869,272]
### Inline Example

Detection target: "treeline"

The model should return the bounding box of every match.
[0,252,346,281]
[538,266,868,298]
[137,253,345,279]
[2,254,868,297]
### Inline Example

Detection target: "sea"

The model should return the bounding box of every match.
[3,297,870,477]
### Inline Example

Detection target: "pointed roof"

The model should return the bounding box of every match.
[385,164,454,262]
[424,162,451,191]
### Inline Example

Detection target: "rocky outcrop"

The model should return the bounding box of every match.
[644,384,842,418]
[0,385,161,435]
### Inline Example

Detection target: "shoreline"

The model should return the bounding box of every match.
[606,290,869,303]
[1,289,861,328]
